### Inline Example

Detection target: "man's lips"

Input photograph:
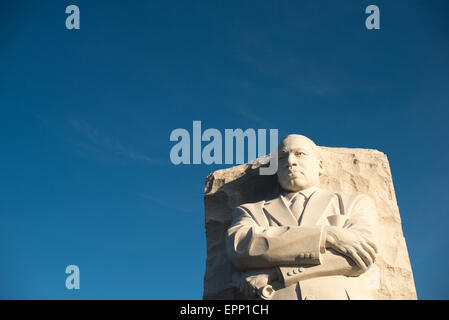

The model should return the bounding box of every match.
[286,171,303,177]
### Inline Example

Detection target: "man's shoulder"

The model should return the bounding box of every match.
[233,199,271,227]
[237,199,267,213]
[338,192,373,204]
[337,192,376,215]
[236,191,286,211]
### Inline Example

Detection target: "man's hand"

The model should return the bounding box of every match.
[235,269,278,299]
[239,273,269,298]
[325,226,378,271]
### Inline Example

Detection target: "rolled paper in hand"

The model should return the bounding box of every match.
[259,285,275,300]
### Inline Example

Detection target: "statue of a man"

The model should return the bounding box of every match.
[226,134,379,300]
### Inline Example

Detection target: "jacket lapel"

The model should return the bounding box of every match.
[299,189,336,226]
[263,195,298,226]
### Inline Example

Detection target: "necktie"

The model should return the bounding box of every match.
[290,193,305,221]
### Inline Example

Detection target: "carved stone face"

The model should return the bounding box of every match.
[276,135,324,192]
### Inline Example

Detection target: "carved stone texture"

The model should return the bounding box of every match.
[203,147,417,299]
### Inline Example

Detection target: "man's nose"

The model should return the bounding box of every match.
[285,152,298,168]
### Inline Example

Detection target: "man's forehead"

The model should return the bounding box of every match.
[279,135,316,151]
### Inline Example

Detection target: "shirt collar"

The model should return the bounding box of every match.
[282,185,319,202]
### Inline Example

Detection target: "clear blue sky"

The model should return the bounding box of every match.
[1,0,448,299]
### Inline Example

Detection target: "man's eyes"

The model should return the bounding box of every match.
[278,151,306,159]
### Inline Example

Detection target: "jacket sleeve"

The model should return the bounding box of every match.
[278,252,364,287]
[278,194,378,285]
[226,205,326,270]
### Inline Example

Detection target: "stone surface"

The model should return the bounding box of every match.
[203,145,417,299]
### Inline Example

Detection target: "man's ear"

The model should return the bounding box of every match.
[318,159,325,176]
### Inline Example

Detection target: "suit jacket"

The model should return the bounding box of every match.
[226,188,378,300]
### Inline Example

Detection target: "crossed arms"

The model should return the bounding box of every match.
[226,194,378,295]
